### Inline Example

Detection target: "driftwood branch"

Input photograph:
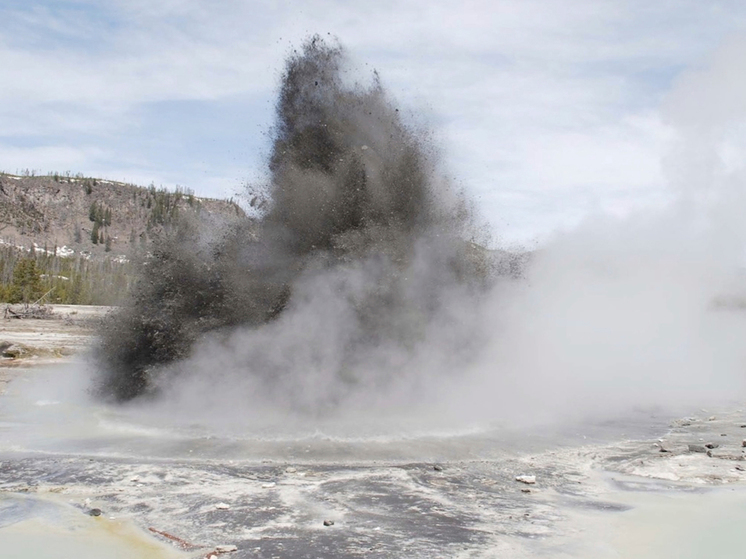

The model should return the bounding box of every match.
[147,527,201,550]
[3,303,54,320]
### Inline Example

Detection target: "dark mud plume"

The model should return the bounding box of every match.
[93,36,490,408]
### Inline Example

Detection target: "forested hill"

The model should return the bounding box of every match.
[0,172,242,256]
[0,172,244,305]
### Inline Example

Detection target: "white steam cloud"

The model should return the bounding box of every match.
[108,37,746,436]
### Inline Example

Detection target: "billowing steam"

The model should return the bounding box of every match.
[93,35,746,430]
[93,36,491,411]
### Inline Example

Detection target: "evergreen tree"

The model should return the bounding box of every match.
[69,273,84,304]
[9,258,43,303]
[91,222,100,244]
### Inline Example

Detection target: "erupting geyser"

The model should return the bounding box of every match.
[93,36,491,408]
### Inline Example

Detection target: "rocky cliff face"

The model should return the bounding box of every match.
[0,173,243,259]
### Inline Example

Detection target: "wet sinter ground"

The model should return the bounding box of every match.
[2,365,746,558]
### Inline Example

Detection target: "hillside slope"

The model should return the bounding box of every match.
[0,172,243,259]
[0,172,246,305]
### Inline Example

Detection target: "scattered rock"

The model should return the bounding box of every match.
[215,544,238,553]
[323,520,335,527]
[688,444,707,453]
[515,475,536,485]
[215,502,231,510]
[704,443,719,449]
[742,439,746,448]
[261,482,276,489]
[709,452,744,461]
[2,344,27,358]
[285,467,297,473]
[88,508,102,516]
[433,465,443,472]
[736,465,745,471]
[708,416,717,421]
[520,488,531,493]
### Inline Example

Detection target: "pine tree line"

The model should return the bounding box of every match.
[88,202,113,250]
[0,246,133,305]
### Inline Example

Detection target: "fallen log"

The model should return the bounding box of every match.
[3,304,54,320]
[147,527,201,550]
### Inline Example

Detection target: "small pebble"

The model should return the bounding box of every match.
[215,544,238,553]
[215,503,231,510]
[323,520,335,527]
[433,465,443,472]
[88,508,102,517]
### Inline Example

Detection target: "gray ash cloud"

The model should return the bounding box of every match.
[93,36,490,409]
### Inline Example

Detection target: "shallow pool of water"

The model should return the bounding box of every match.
[0,493,187,559]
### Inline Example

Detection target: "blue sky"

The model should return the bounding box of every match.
[2,0,746,245]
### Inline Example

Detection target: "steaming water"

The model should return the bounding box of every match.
[3,363,745,559]
[1,362,681,464]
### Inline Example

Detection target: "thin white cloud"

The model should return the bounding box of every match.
[2,0,746,242]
